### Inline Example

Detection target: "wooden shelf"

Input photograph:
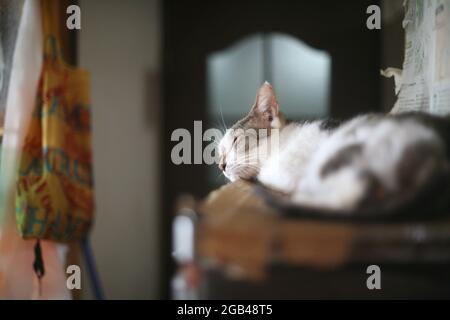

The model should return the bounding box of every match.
[190,180,450,298]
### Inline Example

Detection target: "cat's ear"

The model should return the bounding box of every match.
[252,81,279,122]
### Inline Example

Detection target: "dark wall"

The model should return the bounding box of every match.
[161,0,381,297]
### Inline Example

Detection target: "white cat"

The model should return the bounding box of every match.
[218,82,449,213]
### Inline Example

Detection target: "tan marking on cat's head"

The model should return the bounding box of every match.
[218,82,284,181]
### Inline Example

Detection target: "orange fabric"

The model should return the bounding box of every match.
[15,0,94,242]
[0,0,72,299]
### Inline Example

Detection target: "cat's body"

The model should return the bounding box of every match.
[258,119,330,193]
[218,82,450,214]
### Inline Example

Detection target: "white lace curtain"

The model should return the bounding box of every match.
[0,0,70,299]
[0,1,22,117]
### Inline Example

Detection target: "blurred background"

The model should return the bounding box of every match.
[1,0,408,299]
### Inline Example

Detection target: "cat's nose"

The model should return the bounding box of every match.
[219,162,227,171]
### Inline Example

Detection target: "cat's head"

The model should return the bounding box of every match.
[218,82,284,181]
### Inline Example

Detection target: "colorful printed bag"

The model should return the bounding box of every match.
[15,0,94,243]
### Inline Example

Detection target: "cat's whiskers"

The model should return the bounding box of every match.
[214,170,226,182]
[227,162,259,170]
[234,153,261,161]
[226,163,260,179]
[237,158,261,166]
[218,105,228,133]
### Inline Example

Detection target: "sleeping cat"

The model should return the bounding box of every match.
[218,82,450,215]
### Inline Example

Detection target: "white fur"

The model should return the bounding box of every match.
[258,121,329,192]
[219,114,443,211]
[282,116,442,210]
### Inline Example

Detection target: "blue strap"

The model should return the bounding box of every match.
[81,238,105,300]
